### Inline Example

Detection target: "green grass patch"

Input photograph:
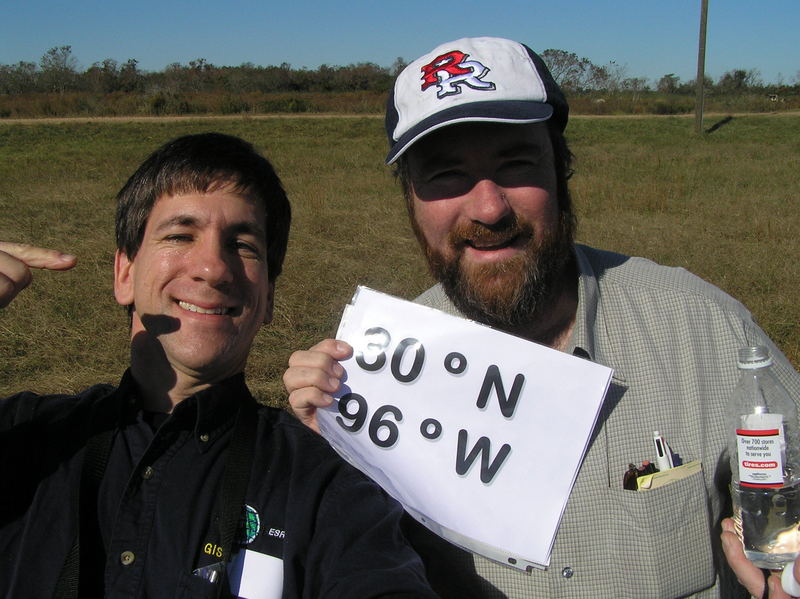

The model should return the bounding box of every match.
[1,114,797,405]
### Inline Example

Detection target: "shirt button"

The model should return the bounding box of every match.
[200,433,209,442]
[562,566,574,579]
[141,466,154,480]
[120,551,136,566]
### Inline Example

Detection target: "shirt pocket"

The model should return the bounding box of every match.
[606,467,716,597]
[174,571,227,599]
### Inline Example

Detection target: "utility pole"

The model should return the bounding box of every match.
[695,0,709,134]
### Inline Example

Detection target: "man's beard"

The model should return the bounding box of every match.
[416,209,575,333]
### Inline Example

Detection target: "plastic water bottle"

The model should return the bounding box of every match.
[728,346,800,569]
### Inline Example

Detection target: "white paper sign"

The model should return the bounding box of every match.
[318,286,612,569]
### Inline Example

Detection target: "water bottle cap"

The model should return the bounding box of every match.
[737,345,773,369]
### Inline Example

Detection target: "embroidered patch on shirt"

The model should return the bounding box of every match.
[238,504,261,545]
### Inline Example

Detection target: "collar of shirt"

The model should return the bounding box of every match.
[566,244,627,386]
[566,244,599,363]
[116,369,256,453]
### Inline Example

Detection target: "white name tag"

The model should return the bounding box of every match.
[228,549,283,599]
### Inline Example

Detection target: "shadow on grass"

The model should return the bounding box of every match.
[705,115,734,134]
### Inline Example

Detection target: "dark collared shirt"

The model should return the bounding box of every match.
[0,371,435,599]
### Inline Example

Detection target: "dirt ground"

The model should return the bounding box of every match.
[1,110,798,126]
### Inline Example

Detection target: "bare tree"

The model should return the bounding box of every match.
[86,58,119,93]
[540,49,595,91]
[390,57,407,77]
[119,59,142,92]
[717,68,762,93]
[657,74,680,93]
[39,46,79,93]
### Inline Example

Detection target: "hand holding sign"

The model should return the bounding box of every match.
[284,339,353,433]
[318,287,612,570]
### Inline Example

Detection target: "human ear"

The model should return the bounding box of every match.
[113,250,135,307]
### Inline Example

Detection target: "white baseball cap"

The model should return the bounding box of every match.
[384,36,569,165]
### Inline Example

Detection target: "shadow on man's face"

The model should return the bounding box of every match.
[129,314,181,403]
[139,314,181,336]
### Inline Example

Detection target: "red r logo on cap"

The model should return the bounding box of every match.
[420,50,496,98]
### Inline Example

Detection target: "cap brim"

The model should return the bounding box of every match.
[385,100,553,165]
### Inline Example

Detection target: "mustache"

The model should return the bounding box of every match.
[447,214,534,247]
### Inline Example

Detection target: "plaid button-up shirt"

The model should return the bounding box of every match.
[410,243,800,599]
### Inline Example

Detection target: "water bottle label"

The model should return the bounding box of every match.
[737,413,785,488]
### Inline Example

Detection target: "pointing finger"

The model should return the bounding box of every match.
[0,242,77,271]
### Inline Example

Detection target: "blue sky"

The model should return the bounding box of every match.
[1,0,797,85]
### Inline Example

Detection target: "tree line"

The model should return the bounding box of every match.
[3,45,798,96]
[1,46,796,118]
[540,49,797,96]
[0,46,402,95]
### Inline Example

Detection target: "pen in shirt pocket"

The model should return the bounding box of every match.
[653,430,674,471]
[621,430,675,490]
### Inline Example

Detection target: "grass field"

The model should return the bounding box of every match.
[1,114,798,404]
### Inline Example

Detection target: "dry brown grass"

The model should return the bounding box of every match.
[0,114,797,405]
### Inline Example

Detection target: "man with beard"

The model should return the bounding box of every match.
[283,38,800,598]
